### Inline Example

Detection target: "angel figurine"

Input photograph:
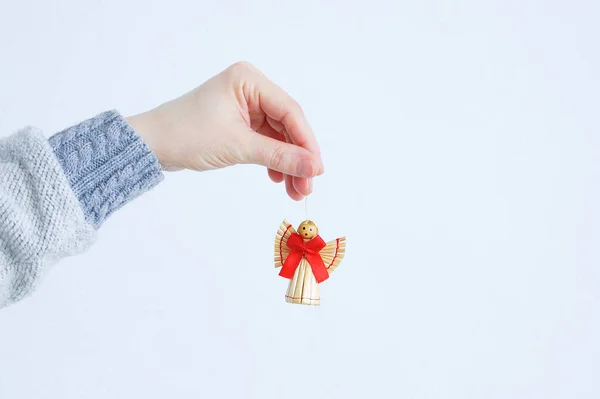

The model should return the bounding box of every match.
[274,219,346,305]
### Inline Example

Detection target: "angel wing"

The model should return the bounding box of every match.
[274,219,296,268]
[320,236,346,274]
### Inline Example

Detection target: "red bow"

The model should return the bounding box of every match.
[279,233,329,283]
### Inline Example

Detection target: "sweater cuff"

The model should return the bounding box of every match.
[48,110,164,228]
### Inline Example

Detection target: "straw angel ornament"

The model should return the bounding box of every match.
[274,219,346,305]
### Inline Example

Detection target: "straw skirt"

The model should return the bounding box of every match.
[285,257,320,306]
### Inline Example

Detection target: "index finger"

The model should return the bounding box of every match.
[248,69,323,172]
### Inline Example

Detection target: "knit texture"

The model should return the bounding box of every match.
[49,110,164,228]
[0,128,96,308]
[0,110,164,308]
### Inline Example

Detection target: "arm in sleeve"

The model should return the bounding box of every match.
[0,110,163,308]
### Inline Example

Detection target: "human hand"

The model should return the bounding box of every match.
[126,61,323,200]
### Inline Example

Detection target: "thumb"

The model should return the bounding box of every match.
[244,132,323,178]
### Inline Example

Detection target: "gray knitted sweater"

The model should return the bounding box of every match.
[0,110,163,308]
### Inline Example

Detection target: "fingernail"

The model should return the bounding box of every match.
[297,159,313,178]
[307,178,313,193]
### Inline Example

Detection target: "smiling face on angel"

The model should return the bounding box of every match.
[298,220,318,240]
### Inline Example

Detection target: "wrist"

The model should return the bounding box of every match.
[49,110,164,227]
[127,112,161,164]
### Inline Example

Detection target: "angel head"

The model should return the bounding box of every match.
[298,220,319,240]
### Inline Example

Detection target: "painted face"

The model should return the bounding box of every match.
[298,220,318,240]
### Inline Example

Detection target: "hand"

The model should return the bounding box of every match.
[126,61,324,200]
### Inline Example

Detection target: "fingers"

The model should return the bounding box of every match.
[266,116,285,135]
[285,174,303,201]
[242,66,323,175]
[268,168,285,183]
[274,168,312,198]
[268,160,310,198]
[253,123,315,196]
[242,129,318,198]
[226,62,323,200]
[246,131,320,178]
[257,121,290,184]
[293,176,311,195]
[268,170,311,198]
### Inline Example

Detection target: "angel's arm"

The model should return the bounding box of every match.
[320,237,346,274]
[274,219,296,268]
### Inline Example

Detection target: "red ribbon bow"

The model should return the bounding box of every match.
[279,233,329,283]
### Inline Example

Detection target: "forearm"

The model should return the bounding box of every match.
[0,110,163,308]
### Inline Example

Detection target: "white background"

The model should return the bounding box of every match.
[1,0,599,398]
